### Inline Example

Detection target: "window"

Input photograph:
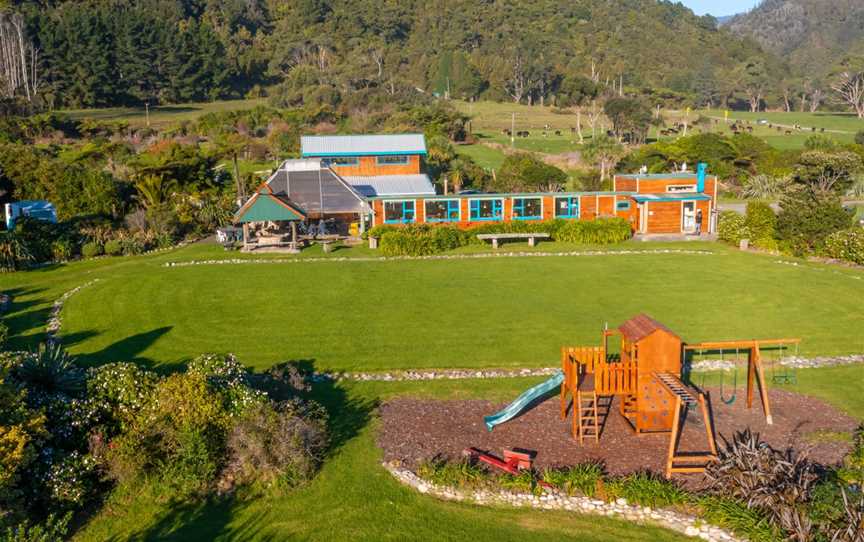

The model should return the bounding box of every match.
[323,156,359,167]
[376,155,410,166]
[469,199,503,221]
[512,197,542,220]
[554,197,580,219]
[666,184,696,193]
[616,200,631,211]
[425,199,460,222]
[383,200,415,223]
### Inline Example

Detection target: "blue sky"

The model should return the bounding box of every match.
[680,0,760,17]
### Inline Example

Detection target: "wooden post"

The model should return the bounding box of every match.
[746,346,755,409]
[560,348,568,420]
[666,395,682,479]
[291,221,298,250]
[698,393,717,456]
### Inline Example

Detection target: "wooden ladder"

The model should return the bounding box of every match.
[574,390,600,444]
[653,372,718,478]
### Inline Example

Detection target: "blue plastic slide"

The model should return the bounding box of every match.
[484,370,565,431]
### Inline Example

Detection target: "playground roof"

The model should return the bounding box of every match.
[619,314,680,342]
[300,134,427,157]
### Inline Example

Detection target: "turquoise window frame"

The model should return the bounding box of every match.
[554,196,580,219]
[616,200,631,211]
[383,200,416,224]
[469,199,503,221]
[512,197,543,220]
[425,199,460,223]
[376,155,410,166]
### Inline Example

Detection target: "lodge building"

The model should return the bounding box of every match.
[235,133,718,240]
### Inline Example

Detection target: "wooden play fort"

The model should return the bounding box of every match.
[559,314,799,478]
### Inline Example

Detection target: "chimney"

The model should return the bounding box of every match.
[697,163,707,193]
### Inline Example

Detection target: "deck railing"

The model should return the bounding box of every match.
[562,346,637,396]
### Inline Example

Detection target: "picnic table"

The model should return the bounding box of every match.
[476,232,550,249]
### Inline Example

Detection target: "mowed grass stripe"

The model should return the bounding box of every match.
[60,248,864,371]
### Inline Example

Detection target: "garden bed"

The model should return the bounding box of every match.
[378,389,856,486]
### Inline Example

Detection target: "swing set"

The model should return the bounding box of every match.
[683,338,801,426]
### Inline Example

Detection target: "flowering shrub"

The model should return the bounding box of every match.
[86,362,159,433]
[44,450,98,506]
[187,354,267,416]
[823,228,864,266]
[718,211,749,245]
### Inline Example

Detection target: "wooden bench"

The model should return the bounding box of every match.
[476,233,550,249]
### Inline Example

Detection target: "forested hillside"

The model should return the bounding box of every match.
[727,0,864,79]
[1,0,773,110]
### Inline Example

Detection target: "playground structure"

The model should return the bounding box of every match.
[485,313,801,478]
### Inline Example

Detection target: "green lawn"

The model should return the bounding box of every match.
[4,241,863,373]
[4,241,863,540]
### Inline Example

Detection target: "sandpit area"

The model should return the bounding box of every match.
[378,389,857,480]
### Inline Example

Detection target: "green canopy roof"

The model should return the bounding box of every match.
[235,189,306,224]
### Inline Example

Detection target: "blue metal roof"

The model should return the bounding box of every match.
[343,174,435,197]
[301,134,427,157]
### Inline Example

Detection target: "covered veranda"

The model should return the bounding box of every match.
[234,185,307,252]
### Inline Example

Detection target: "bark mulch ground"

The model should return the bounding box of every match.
[378,389,857,482]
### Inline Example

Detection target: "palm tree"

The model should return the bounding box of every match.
[134,175,178,209]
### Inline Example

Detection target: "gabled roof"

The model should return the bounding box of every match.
[234,185,306,224]
[266,160,368,216]
[619,314,680,342]
[343,174,436,197]
[301,134,427,157]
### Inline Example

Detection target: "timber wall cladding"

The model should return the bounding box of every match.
[331,155,421,176]
[644,201,684,233]
[629,177,718,195]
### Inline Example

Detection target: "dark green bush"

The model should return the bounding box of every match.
[103,239,122,256]
[777,194,854,255]
[744,201,777,250]
[80,242,103,259]
[823,228,864,265]
[0,320,8,349]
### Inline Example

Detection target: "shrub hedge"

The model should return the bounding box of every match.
[744,201,778,250]
[371,218,632,256]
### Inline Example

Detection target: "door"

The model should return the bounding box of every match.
[682,201,696,233]
[638,203,648,233]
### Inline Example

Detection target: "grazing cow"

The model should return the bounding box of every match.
[503,129,511,136]
[747,126,754,132]
[820,128,825,133]
[811,127,816,132]
[785,130,792,135]
[555,130,561,136]
[570,127,577,134]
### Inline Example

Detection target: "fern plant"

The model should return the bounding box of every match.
[17,342,85,395]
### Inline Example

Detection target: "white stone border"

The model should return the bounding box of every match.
[312,367,559,382]
[162,249,718,267]
[383,462,740,542]
[46,279,101,342]
[310,355,864,382]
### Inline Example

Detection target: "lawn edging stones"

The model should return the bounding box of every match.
[383,461,740,542]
